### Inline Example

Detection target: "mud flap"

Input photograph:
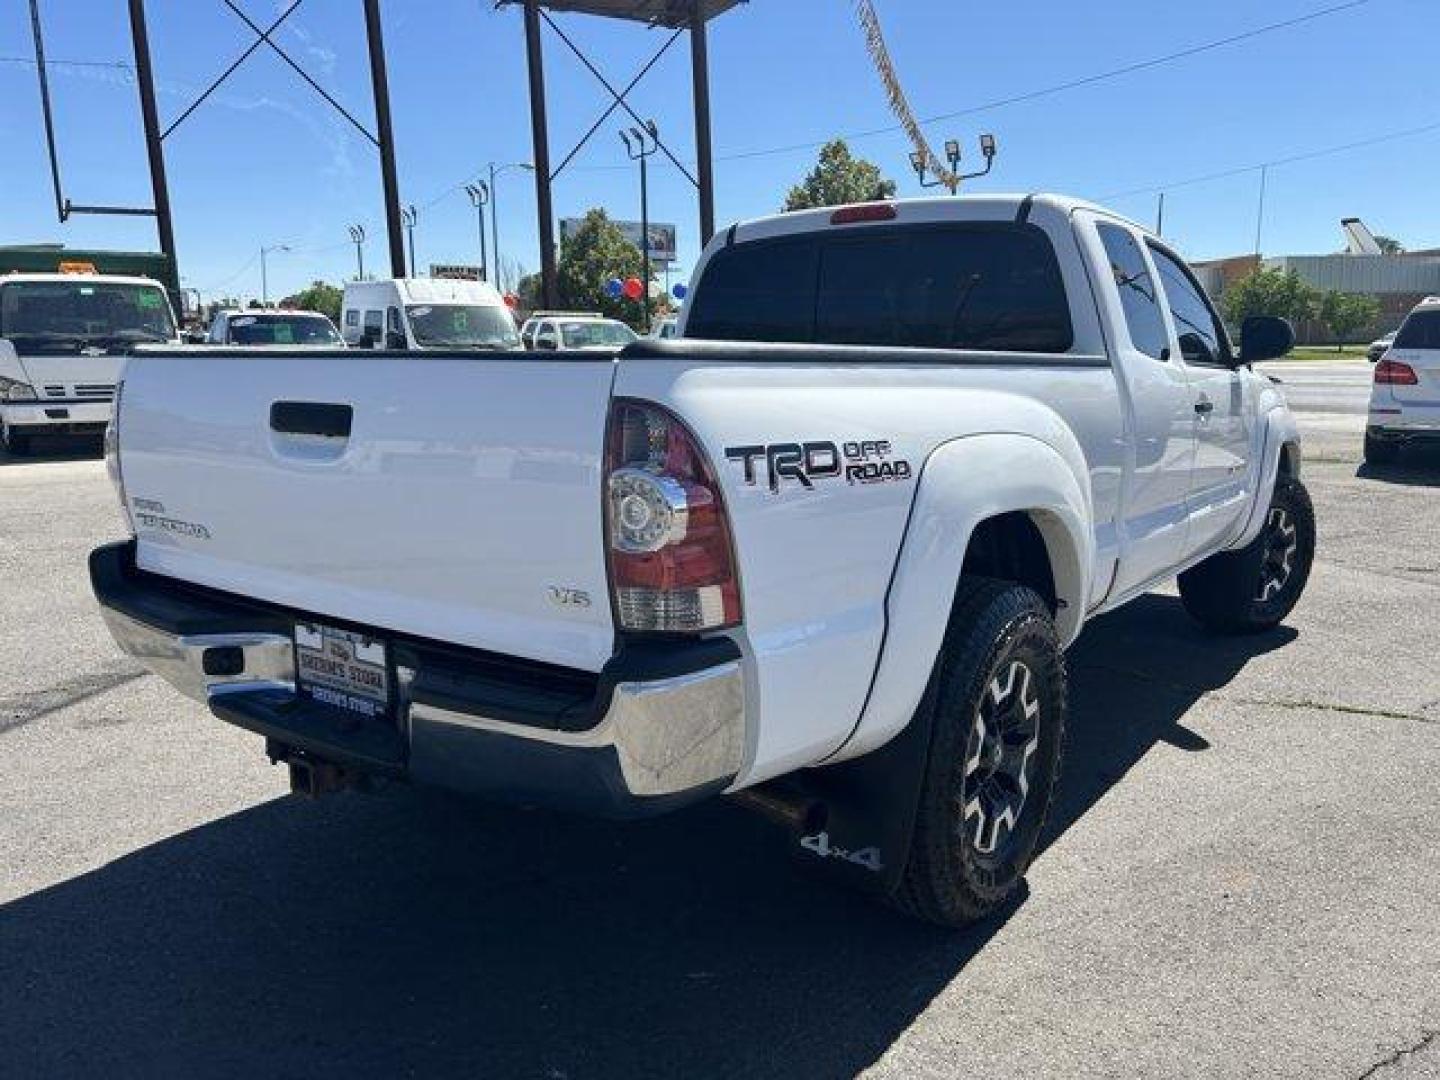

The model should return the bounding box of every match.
[781,686,938,898]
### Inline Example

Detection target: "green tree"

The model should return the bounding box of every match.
[1318,290,1380,350]
[1224,267,1320,325]
[1374,235,1404,255]
[783,139,896,212]
[556,209,644,321]
[292,280,343,323]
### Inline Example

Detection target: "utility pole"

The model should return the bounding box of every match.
[260,243,289,307]
[348,224,366,280]
[363,0,406,279]
[1156,192,1165,237]
[1254,164,1269,257]
[401,205,417,277]
[622,121,659,333]
[488,162,534,294]
[125,0,178,307]
[465,183,490,282]
[689,0,715,246]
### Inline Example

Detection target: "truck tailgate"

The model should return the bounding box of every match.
[118,351,617,671]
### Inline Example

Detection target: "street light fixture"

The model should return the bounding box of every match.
[621,121,659,332]
[464,182,491,283]
[259,243,290,307]
[347,224,366,281]
[910,133,999,194]
[486,161,534,293]
[400,204,418,277]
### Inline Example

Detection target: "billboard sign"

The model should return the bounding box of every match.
[561,218,677,264]
[429,264,482,281]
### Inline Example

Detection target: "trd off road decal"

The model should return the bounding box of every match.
[724,439,912,492]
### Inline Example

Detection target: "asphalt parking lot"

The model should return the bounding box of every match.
[2,360,1437,1079]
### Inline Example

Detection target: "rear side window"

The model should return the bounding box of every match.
[685,223,1072,353]
[1097,222,1169,361]
[1395,309,1440,349]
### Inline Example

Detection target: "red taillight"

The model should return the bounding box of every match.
[830,202,897,225]
[1375,359,1418,385]
[604,399,741,633]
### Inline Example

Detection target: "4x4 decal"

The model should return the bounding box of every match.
[725,439,912,492]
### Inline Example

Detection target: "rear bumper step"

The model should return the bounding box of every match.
[90,541,746,817]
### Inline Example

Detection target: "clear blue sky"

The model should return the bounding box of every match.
[2,0,1436,303]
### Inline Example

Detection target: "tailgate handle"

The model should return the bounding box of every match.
[270,401,352,438]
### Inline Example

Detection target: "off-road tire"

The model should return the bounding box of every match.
[1364,432,1400,466]
[1178,475,1315,634]
[891,576,1067,928]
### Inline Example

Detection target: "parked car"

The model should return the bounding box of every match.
[1365,296,1440,464]
[649,315,679,339]
[207,309,343,347]
[91,194,1312,926]
[519,311,601,349]
[0,271,178,455]
[531,315,638,352]
[341,278,519,351]
[1367,330,1397,363]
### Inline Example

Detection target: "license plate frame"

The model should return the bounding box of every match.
[293,622,392,721]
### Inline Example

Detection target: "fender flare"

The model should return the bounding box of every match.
[828,431,1094,763]
[1229,402,1300,551]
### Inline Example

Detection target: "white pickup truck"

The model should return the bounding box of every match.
[92,195,1314,925]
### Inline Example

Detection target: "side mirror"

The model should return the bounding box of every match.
[1239,316,1294,364]
[385,330,408,350]
[536,336,558,351]
[358,329,379,349]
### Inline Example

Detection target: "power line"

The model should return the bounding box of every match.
[1100,117,1440,200]
[715,0,1377,164]
[0,55,132,72]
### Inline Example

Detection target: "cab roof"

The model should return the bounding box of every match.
[0,271,166,288]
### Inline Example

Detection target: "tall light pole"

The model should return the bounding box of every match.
[488,161,533,292]
[464,182,490,282]
[401,204,417,277]
[260,243,289,307]
[621,121,659,332]
[348,224,366,281]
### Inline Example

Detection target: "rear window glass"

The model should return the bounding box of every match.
[1395,309,1440,350]
[685,223,1073,353]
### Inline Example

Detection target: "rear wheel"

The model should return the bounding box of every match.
[1178,475,1315,634]
[1364,431,1400,466]
[891,577,1066,928]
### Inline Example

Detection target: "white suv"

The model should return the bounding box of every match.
[1366,296,1440,464]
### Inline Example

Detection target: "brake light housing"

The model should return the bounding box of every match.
[1375,358,1418,385]
[830,202,897,226]
[604,399,741,634]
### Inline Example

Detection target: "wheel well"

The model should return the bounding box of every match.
[960,512,1057,612]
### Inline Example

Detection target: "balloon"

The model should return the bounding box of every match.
[623,277,644,301]
[671,283,687,300]
[605,278,624,298]
[503,292,518,308]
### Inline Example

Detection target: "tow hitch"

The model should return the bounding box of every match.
[267,739,363,798]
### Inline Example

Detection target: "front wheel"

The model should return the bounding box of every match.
[1178,475,1316,634]
[891,577,1066,928]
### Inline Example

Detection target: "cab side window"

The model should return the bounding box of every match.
[1148,244,1229,367]
[362,309,383,346]
[1097,222,1169,361]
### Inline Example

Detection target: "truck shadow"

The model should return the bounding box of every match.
[0,594,1292,1080]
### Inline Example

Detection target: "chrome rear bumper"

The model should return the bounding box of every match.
[91,542,746,815]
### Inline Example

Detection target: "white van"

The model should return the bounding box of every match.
[1,272,178,455]
[340,278,520,351]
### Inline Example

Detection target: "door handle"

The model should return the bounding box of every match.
[1194,398,1214,416]
[269,401,353,438]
